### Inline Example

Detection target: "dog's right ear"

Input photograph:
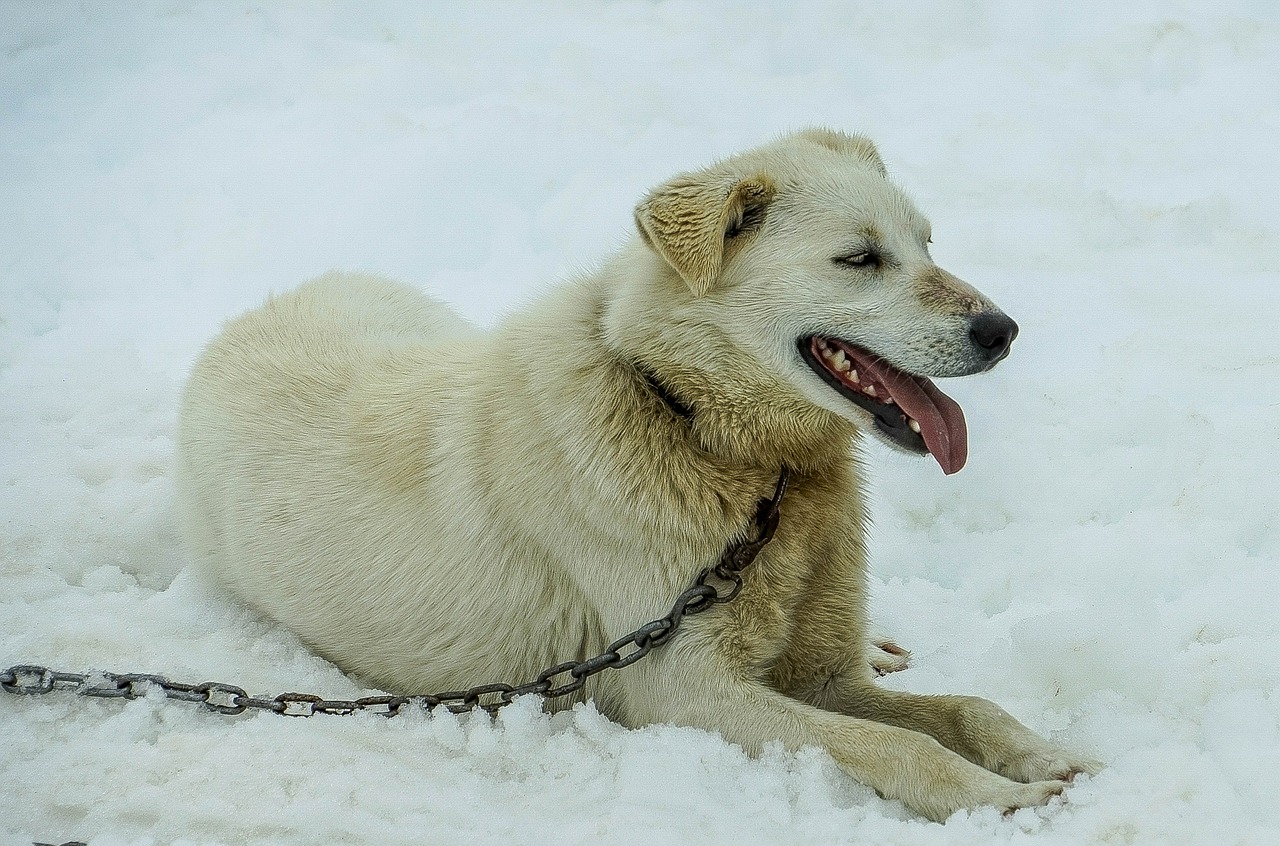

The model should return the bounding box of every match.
[794,128,886,176]
[634,172,775,297]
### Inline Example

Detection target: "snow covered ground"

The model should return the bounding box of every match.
[3,2,1278,844]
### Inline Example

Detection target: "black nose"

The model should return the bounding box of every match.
[969,311,1019,363]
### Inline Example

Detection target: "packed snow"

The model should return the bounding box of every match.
[2,2,1278,844]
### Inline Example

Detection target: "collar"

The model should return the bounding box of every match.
[638,368,694,422]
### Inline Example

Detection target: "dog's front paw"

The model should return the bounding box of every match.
[869,639,911,675]
[999,747,1103,785]
[988,778,1069,817]
[911,767,1068,823]
[889,734,1071,823]
[948,695,1103,785]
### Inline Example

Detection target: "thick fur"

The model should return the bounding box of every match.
[176,129,1100,822]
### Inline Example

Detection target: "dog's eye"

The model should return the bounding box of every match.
[835,252,879,269]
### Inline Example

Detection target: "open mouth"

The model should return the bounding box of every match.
[797,336,969,475]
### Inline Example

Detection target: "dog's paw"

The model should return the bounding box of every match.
[999,747,1103,785]
[991,778,1068,817]
[913,769,1068,823]
[869,639,911,675]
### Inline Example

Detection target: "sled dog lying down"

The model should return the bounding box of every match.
[177,129,1100,821]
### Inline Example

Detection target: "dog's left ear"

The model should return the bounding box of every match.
[634,172,775,297]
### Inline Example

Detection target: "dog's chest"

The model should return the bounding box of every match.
[710,471,865,674]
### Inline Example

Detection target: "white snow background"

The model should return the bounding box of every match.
[2,2,1278,844]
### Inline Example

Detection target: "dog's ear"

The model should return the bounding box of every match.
[634,172,775,297]
[794,128,886,176]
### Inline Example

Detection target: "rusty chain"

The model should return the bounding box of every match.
[3,469,788,718]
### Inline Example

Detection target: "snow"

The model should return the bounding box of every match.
[2,2,1278,844]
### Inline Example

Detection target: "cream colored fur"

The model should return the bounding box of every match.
[176,129,1100,822]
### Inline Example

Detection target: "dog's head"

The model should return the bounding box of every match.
[630,128,1017,475]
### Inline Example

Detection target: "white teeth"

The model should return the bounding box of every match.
[908,418,921,433]
[832,350,847,370]
[848,369,859,383]
[883,398,895,406]
[862,385,877,397]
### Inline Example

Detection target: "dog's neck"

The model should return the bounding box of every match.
[597,245,858,474]
[646,363,855,472]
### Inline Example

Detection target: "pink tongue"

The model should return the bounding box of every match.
[866,360,969,475]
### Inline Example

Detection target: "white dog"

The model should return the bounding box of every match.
[177,129,1100,821]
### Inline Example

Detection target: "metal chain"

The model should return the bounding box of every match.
[3,469,788,718]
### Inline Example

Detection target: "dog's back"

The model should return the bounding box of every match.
[175,273,530,688]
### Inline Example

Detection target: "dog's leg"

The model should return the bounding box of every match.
[763,520,1099,786]
[779,631,1101,784]
[832,683,1104,785]
[611,649,1069,823]
[767,591,1098,783]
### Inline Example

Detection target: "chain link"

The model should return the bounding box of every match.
[3,469,788,718]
